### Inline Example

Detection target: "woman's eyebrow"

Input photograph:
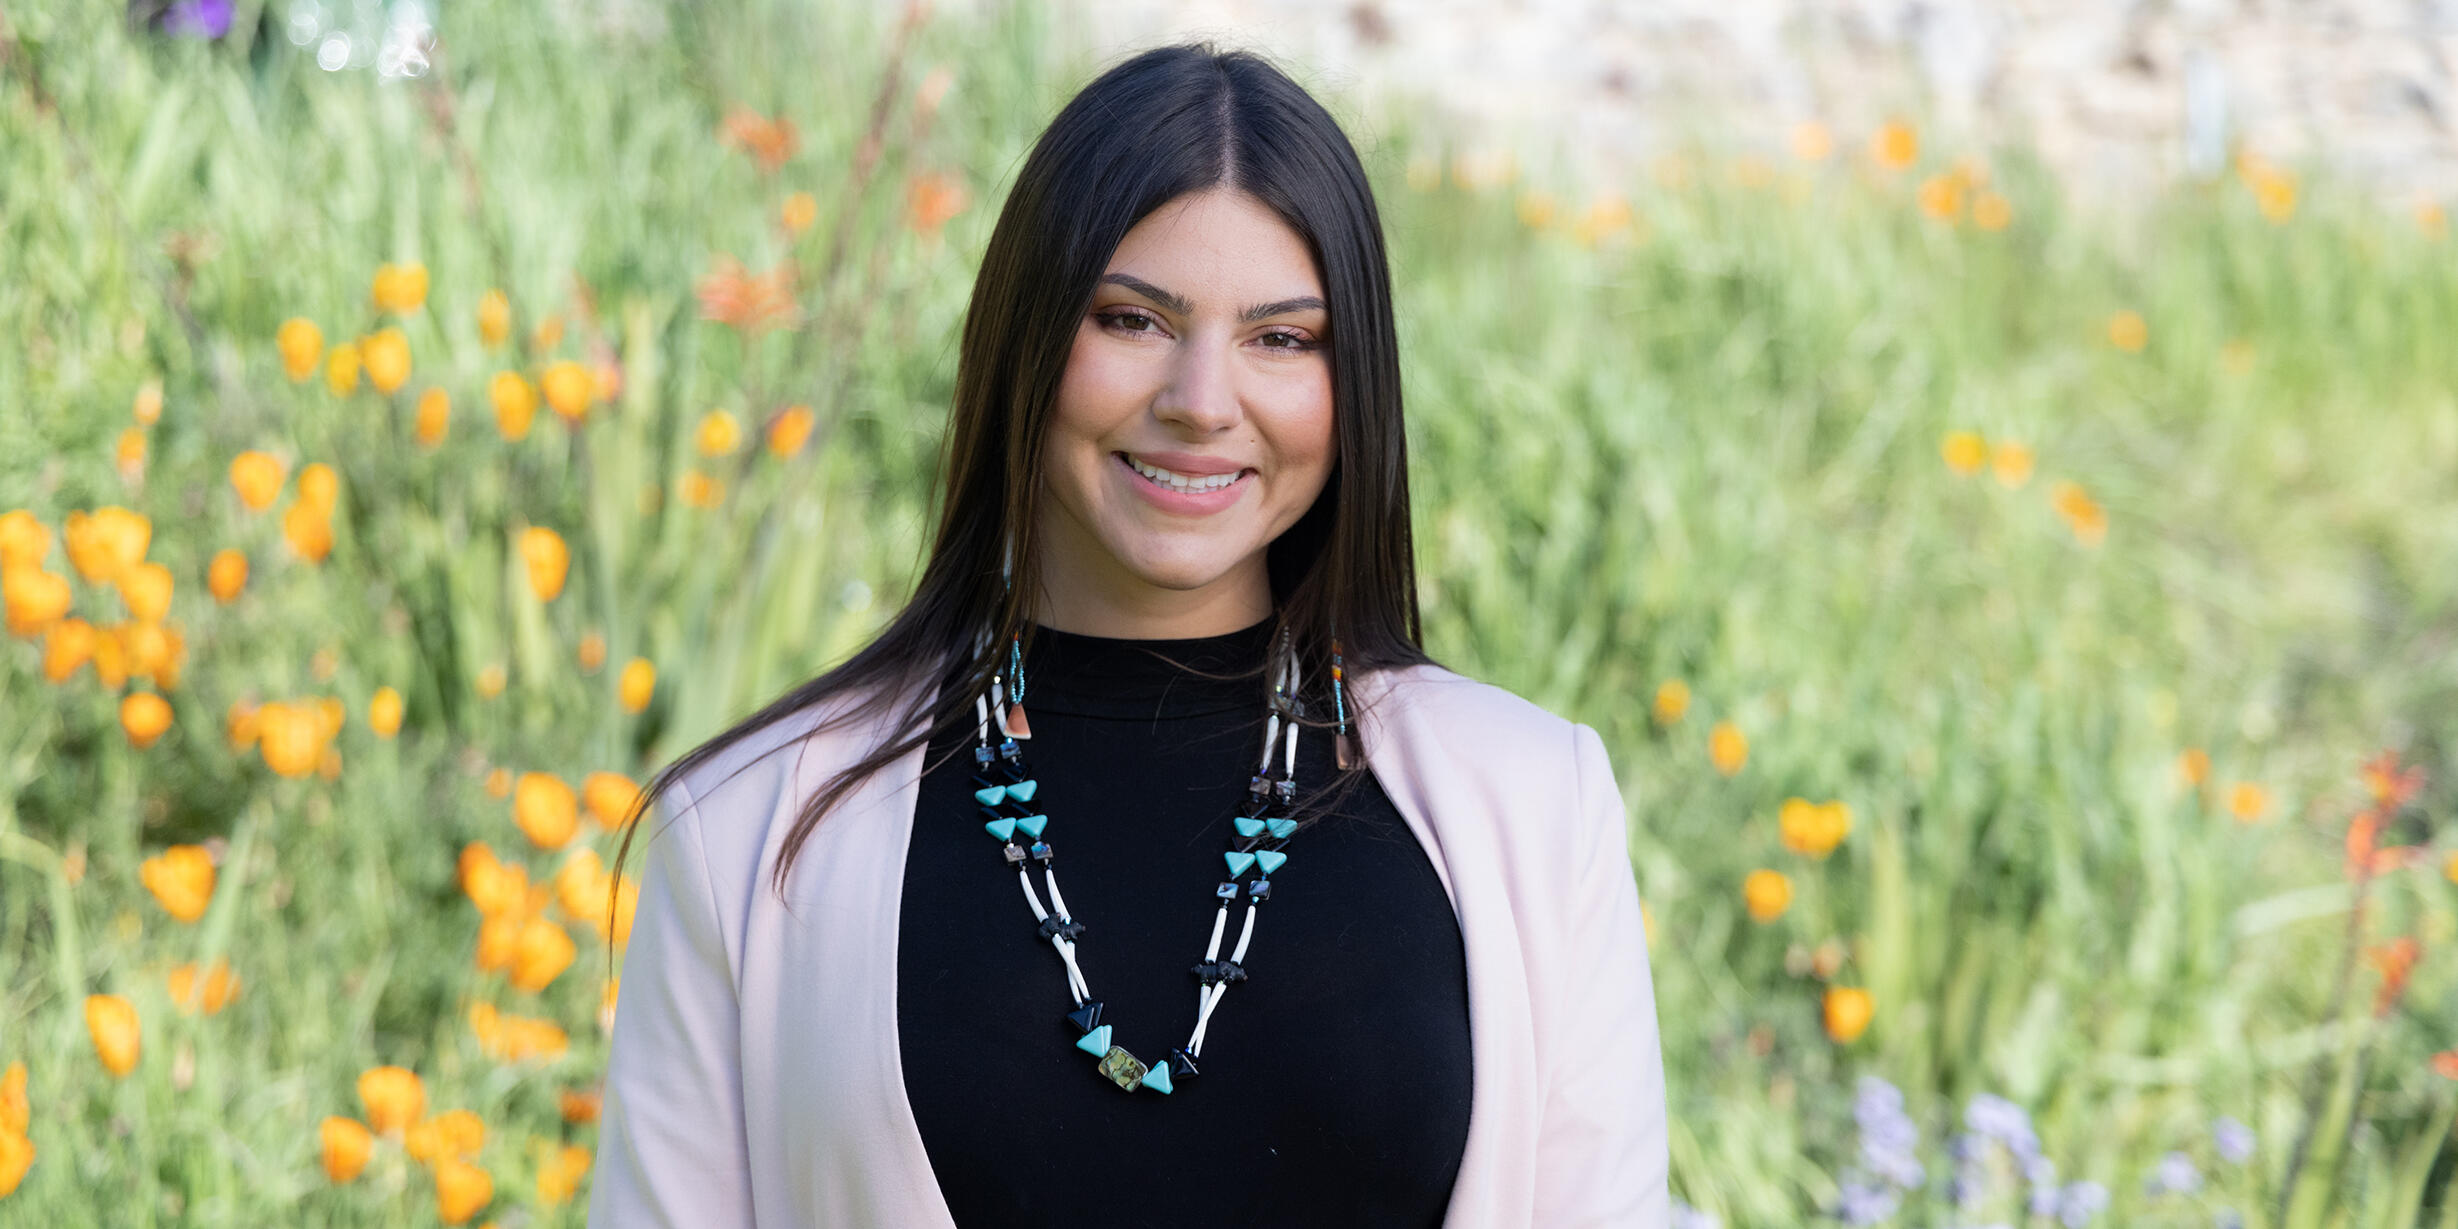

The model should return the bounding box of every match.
[1098,273,1326,323]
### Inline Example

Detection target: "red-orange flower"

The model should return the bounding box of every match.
[720,106,798,173]
[2361,749,2427,813]
[2368,937,2421,1017]
[695,256,801,334]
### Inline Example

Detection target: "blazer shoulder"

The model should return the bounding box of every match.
[660,681,922,845]
[1367,660,1584,756]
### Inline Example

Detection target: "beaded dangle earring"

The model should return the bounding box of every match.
[1331,636,1357,770]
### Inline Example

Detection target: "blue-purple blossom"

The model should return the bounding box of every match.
[1855,1077,1926,1189]
[1963,1092,2041,1161]
[2213,1116,2255,1165]
[2214,1210,2245,1229]
[2146,1150,2202,1197]
[158,0,234,38]
[1835,1180,1901,1225]
[2056,1180,2110,1228]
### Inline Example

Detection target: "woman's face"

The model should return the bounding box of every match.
[1032,187,1337,637]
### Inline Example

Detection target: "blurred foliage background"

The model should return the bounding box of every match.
[3,0,2457,1225]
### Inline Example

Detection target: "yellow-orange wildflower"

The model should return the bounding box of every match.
[618,657,656,713]
[282,500,333,564]
[120,693,173,750]
[320,1116,373,1182]
[277,318,323,382]
[560,1087,602,1124]
[491,372,538,440]
[521,527,568,602]
[1971,191,2012,231]
[1940,430,1986,475]
[537,1142,591,1206]
[207,549,247,602]
[510,916,577,992]
[514,772,580,850]
[0,1129,28,1199]
[371,262,429,314]
[1822,986,1874,1043]
[115,427,147,481]
[3,1060,28,1136]
[2177,747,2210,787]
[167,959,239,1015]
[404,1108,485,1166]
[42,618,95,682]
[2228,782,2269,823]
[477,290,511,348]
[3,568,70,639]
[360,327,411,394]
[577,630,608,672]
[85,995,140,1078]
[1868,121,1917,171]
[2106,310,2148,353]
[324,340,361,395]
[1779,797,1852,858]
[907,170,970,240]
[697,409,742,457]
[433,1156,493,1225]
[782,191,818,234]
[1742,869,1792,922]
[1651,680,1689,726]
[1990,440,2033,488]
[369,686,404,738]
[2049,480,2107,546]
[357,1066,425,1136]
[228,451,285,511]
[116,561,171,622]
[1916,172,1963,223]
[583,772,642,829]
[1708,720,1747,776]
[0,510,48,571]
[297,463,338,515]
[63,507,150,584]
[416,388,451,446]
[139,845,213,921]
[540,360,594,423]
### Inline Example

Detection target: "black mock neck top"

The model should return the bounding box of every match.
[897,615,1473,1227]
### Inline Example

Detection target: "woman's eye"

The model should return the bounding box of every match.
[1094,310,1320,353]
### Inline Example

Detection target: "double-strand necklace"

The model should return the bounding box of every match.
[968,626,1338,1095]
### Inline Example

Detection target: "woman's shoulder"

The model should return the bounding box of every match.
[653,681,922,846]
[1360,659,1592,760]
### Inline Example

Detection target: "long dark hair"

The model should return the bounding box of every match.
[612,40,1433,911]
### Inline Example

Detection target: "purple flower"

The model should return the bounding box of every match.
[157,0,233,38]
[1835,1180,1900,1225]
[2213,1116,2255,1165]
[2146,1150,2202,1197]
[1964,1092,2041,1161]
[2056,1180,2110,1228]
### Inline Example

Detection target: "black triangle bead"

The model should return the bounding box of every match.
[1066,1001,1103,1034]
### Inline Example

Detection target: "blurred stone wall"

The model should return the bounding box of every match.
[1024,0,2458,202]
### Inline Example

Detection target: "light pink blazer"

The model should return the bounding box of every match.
[588,661,1671,1227]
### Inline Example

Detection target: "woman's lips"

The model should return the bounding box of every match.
[1116,451,1253,514]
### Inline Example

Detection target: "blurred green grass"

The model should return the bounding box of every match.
[3,0,2457,1224]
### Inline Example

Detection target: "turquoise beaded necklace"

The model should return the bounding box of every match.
[968,624,1347,1094]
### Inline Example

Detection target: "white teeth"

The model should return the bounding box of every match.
[1128,456,1242,494]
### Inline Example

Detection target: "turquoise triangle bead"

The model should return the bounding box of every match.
[1265,818,1298,839]
[1015,814,1048,838]
[1141,1058,1174,1094]
[982,817,1018,841]
[1005,779,1038,803]
[1232,816,1265,838]
[973,784,1008,807]
[1074,1024,1112,1057]
[1255,849,1287,875]
[1223,851,1257,877]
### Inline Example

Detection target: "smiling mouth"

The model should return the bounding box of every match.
[1116,452,1254,495]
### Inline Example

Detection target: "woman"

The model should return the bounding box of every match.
[591,41,1668,1229]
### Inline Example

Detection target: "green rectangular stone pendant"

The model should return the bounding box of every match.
[1096,1045,1148,1091]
